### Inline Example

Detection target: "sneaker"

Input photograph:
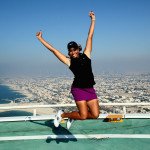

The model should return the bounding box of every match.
[54,110,63,127]
[67,118,74,129]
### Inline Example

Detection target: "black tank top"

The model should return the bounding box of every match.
[69,53,96,88]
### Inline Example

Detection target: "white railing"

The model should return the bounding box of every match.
[0,103,149,122]
[0,102,150,117]
[1,102,150,108]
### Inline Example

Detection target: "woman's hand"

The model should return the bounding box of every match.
[89,11,95,21]
[36,31,42,39]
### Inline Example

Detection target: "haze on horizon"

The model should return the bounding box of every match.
[0,0,150,77]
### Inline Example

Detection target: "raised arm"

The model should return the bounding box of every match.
[84,11,96,58]
[36,31,70,66]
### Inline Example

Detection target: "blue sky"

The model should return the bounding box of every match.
[0,0,150,76]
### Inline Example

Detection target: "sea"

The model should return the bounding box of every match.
[0,82,33,117]
[0,83,26,104]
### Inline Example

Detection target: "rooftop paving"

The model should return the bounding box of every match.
[0,118,150,150]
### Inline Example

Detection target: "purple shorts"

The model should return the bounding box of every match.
[71,87,97,101]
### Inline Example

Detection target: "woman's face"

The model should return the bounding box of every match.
[68,48,80,58]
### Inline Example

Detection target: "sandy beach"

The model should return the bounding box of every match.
[0,103,56,116]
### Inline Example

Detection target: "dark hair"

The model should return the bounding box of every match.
[78,44,82,51]
[67,41,82,51]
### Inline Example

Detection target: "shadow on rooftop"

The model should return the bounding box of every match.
[30,120,77,144]
[0,110,33,117]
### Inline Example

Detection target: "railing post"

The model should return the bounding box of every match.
[33,109,36,116]
[123,106,126,115]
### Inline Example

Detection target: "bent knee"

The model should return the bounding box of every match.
[92,112,100,119]
[80,114,88,120]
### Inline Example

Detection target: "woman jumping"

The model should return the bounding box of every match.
[36,11,100,129]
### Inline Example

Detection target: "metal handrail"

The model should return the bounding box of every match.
[0,103,149,122]
[0,102,150,110]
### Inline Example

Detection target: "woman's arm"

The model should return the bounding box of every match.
[84,11,96,58]
[36,31,70,66]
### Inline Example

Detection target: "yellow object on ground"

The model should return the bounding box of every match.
[106,114,123,122]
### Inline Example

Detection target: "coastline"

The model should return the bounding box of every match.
[0,74,150,115]
[0,83,55,115]
[3,83,33,101]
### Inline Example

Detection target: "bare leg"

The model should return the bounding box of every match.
[87,99,100,119]
[62,101,88,120]
[62,99,100,120]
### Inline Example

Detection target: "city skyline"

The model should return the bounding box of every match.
[0,0,150,76]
